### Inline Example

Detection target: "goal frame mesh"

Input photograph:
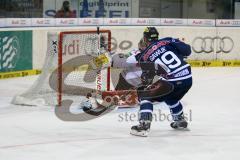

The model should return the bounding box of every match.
[58,30,112,106]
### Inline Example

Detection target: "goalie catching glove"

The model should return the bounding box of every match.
[89,52,112,69]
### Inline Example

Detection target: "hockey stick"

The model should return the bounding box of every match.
[97,26,100,56]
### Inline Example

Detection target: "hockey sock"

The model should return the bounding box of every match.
[139,100,153,121]
[166,100,183,121]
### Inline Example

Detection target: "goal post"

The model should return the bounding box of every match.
[12,29,112,106]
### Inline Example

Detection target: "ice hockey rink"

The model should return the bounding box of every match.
[0,67,240,160]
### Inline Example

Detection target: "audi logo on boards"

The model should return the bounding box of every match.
[192,36,234,53]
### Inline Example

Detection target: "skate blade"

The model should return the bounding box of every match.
[172,124,189,131]
[130,130,149,137]
[172,126,188,130]
[171,121,188,130]
[173,127,190,131]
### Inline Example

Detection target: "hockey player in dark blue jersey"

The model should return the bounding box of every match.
[130,27,192,137]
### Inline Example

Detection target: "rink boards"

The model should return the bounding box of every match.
[1,26,240,80]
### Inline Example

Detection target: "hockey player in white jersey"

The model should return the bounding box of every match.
[130,27,192,137]
[111,38,147,90]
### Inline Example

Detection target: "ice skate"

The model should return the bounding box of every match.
[130,121,151,137]
[170,114,188,129]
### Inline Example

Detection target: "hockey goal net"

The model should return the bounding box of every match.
[12,29,111,106]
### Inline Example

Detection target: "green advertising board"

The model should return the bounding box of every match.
[0,31,32,72]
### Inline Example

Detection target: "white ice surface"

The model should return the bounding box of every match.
[0,68,240,160]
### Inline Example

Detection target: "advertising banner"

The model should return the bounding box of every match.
[31,18,56,27]
[216,19,240,27]
[160,18,187,26]
[43,0,132,18]
[0,31,32,72]
[6,18,32,27]
[187,19,215,26]
[78,18,104,25]
[131,18,160,26]
[55,18,78,26]
[0,19,6,27]
[97,27,239,61]
[103,18,131,25]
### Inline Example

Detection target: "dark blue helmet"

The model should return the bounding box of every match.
[143,27,159,42]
